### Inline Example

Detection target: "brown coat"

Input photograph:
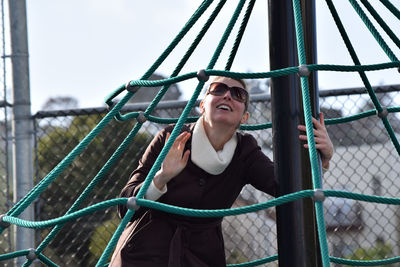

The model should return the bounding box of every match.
[109,124,276,267]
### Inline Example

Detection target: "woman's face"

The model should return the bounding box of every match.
[200,77,249,128]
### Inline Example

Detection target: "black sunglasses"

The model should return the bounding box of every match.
[207,82,248,103]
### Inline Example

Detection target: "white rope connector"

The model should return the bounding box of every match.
[126,197,139,210]
[298,65,311,77]
[313,189,325,202]
[26,248,37,261]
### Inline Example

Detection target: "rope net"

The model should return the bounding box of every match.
[1,0,400,266]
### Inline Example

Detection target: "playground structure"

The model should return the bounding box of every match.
[1,0,400,266]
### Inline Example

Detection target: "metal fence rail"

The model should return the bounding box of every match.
[1,85,400,266]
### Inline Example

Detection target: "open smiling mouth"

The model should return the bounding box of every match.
[216,104,232,111]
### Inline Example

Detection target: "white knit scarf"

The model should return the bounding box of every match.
[191,117,238,175]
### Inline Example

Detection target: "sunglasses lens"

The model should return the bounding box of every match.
[231,87,247,102]
[208,82,248,103]
[209,83,228,95]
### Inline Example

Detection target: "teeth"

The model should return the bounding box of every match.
[217,104,231,111]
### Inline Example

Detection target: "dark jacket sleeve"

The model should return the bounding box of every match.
[117,124,191,220]
[242,134,277,197]
[117,125,171,219]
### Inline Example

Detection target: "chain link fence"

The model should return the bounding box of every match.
[0,0,12,263]
[1,85,400,266]
[0,102,12,267]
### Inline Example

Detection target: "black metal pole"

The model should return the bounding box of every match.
[268,0,322,266]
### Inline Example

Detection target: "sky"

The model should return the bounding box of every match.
[20,0,400,113]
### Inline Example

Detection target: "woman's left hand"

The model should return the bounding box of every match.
[298,112,334,169]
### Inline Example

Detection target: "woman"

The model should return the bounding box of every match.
[110,76,334,267]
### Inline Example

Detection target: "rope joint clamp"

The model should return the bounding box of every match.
[26,248,37,261]
[127,197,139,210]
[377,107,388,119]
[126,81,141,93]
[298,65,311,77]
[136,111,147,123]
[313,189,325,202]
[0,214,10,228]
[197,69,209,82]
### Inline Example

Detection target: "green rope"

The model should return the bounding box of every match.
[325,0,400,157]
[225,0,256,71]
[348,0,398,62]
[0,250,58,267]
[359,0,400,49]
[326,0,382,110]
[330,255,400,266]
[96,209,136,267]
[4,189,400,229]
[106,62,400,91]
[227,255,278,267]
[2,64,400,263]
[31,121,143,263]
[20,104,400,266]
[0,249,30,261]
[324,190,400,204]
[97,106,400,130]
[292,0,330,265]
[2,0,400,265]
[0,90,133,236]
[137,190,314,217]
[2,199,126,229]
[141,106,400,128]
[37,253,59,267]
[323,0,384,112]
[378,0,400,20]
[140,0,213,82]
[20,1,219,265]
[135,0,248,201]
[140,0,226,120]
[115,0,228,122]
[97,1,248,265]
[3,188,400,266]
[104,0,213,114]
[325,107,400,125]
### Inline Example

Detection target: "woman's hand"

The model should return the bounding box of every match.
[298,113,334,169]
[153,131,191,190]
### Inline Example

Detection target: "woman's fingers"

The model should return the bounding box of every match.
[297,113,333,169]
[298,126,321,138]
[182,149,191,164]
[319,112,326,127]
[176,132,191,153]
[165,131,191,160]
[159,131,191,182]
[166,131,190,148]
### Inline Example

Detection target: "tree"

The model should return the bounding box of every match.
[88,214,120,263]
[36,113,153,266]
[346,239,394,267]
[41,96,79,110]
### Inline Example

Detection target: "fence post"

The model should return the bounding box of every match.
[8,0,34,265]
